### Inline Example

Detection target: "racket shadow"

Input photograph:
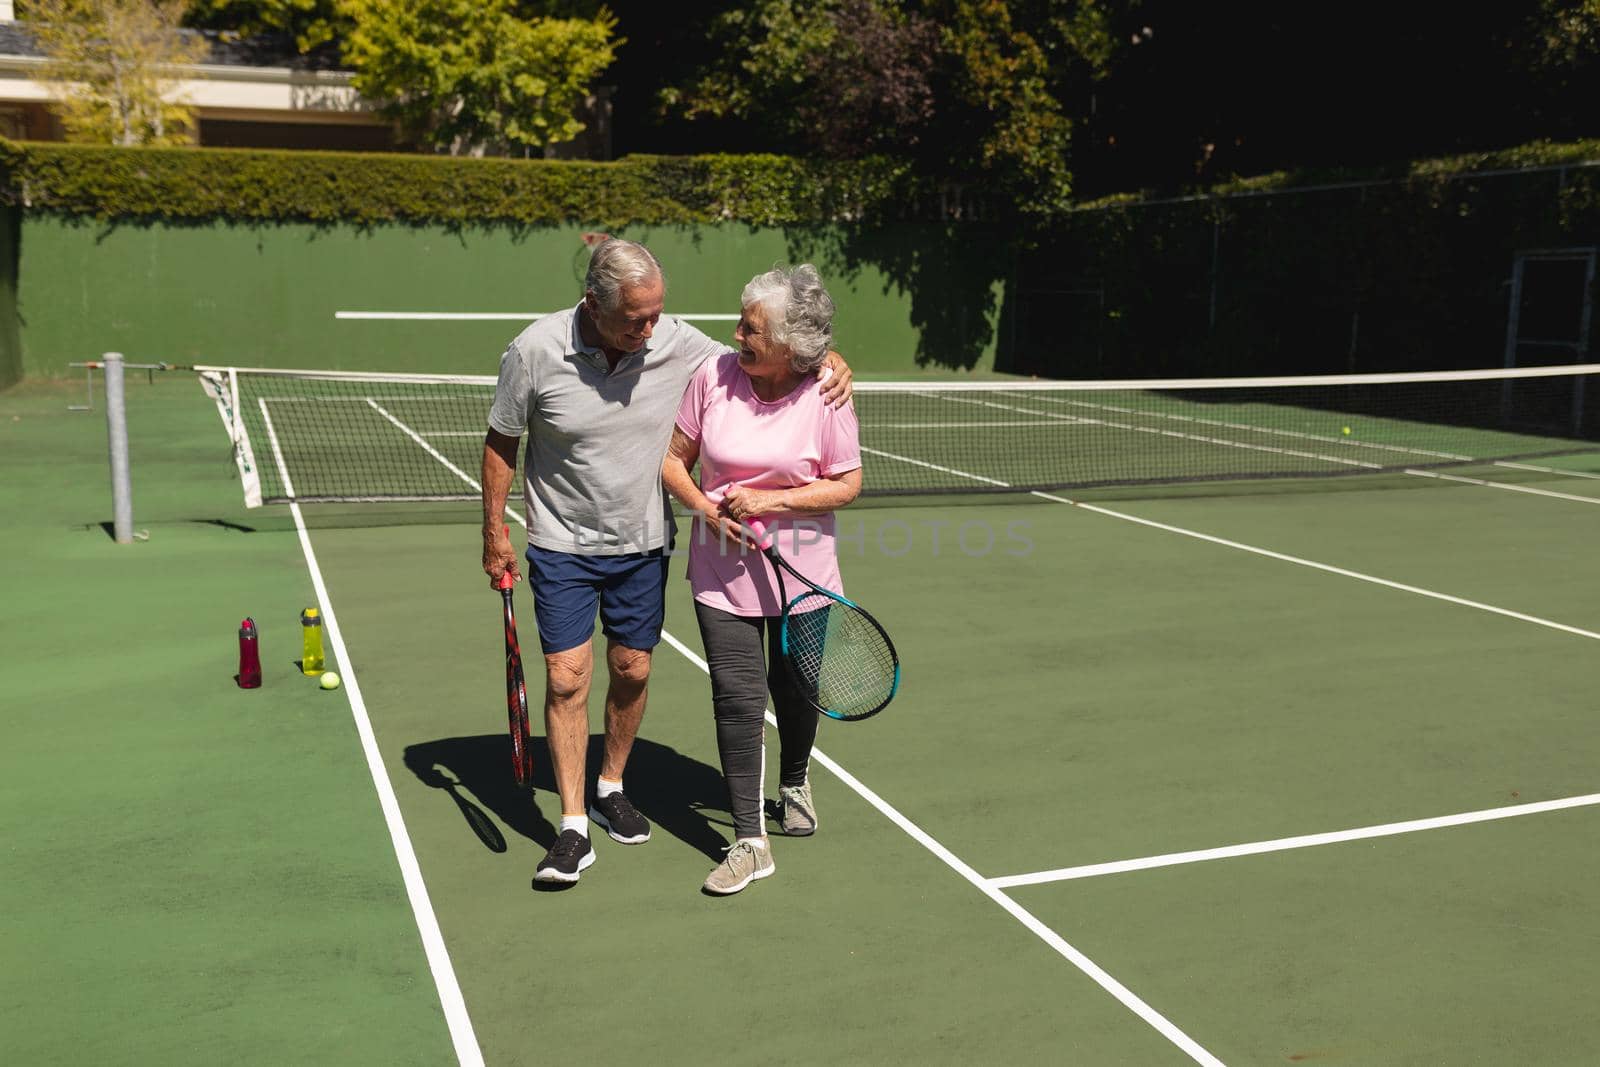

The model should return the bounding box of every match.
[402,734,732,860]
[403,735,555,851]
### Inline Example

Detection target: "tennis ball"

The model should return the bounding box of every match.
[320,671,342,691]
[1342,426,1352,435]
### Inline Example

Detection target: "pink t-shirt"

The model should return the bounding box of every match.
[674,352,862,617]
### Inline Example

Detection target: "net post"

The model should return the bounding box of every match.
[103,352,134,544]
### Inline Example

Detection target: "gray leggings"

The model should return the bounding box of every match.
[693,601,819,839]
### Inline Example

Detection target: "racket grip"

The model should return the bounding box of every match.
[744,519,774,551]
[497,525,516,590]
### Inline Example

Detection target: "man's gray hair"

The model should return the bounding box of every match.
[741,263,835,374]
[585,239,665,311]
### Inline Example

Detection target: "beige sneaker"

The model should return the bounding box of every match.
[779,779,817,836]
[702,839,775,895]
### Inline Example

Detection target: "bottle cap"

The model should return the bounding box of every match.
[302,607,321,623]
[240,617,257,637]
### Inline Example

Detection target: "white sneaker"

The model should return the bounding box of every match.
[702,840,775,895]
[779,779,817,836]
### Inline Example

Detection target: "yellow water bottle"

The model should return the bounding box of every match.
[300,607,325,674]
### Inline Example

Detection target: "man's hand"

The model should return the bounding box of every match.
[818,349,853,408]
[483,526,521,589]
[482,429,523,589]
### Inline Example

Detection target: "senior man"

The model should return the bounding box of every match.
[481,237,852,884]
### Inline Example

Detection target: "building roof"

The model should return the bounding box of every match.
[0,21,346,71]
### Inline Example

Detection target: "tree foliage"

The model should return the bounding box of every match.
[183,0,346,52]
[1523,0,1600,71]
[661,0,938,159]
[338,0,620,156]
[659,0,1123,220]
[24,0,212,146]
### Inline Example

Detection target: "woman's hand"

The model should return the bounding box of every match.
[700,506,751,546]
[721,485,786,524]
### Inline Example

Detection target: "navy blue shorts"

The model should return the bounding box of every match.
[525,545,669,655]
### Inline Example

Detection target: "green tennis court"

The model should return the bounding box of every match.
[6,370,1600,1065]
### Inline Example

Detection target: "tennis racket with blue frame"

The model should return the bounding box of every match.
[745,519,899,722]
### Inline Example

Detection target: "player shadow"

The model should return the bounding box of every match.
[401,733,732,863]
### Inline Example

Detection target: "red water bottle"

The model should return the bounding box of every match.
[237,617,262,688]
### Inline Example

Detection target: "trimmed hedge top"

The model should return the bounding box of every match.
[4,138,1600,226]
[1076,139,1600,211]
[0,141,920,226]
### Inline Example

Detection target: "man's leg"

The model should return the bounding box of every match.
[587,548,667,845]
[543,643,594,818]
[586,641,653,844]
[532,640,599,884]
[599,641,651,782]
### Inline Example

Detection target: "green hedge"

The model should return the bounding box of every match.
[1078,139,1600,210]
[0,141,921,226]
[10,137,1596,229]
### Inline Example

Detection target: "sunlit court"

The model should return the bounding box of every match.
[6,352,1600,1063]
[8,4,1600,1062]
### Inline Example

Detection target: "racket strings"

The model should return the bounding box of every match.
[784,593,897,719]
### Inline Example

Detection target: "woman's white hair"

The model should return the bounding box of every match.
[741,263,835,374]
[585,238,665,311]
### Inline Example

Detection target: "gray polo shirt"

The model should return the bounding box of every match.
[487,304,727,554]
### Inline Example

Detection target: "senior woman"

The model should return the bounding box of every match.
[662,264,862,895]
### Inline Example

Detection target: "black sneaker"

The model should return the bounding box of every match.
[588,791,651,844]
[534,830,596,884]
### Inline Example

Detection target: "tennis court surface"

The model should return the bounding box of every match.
[5,364,1600,1065]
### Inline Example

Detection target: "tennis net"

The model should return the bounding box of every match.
[197,363,1600,507]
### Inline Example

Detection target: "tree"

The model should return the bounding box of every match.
[26,0,211,145]
[658,0,1125,220]
[660,0,939,159]
[183,0,347,53]
[339,0,620,157]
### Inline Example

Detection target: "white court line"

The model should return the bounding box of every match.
[1405,468,1600,504]
[1494,460,1600,481]
[259,407,484,1066]
[654,630,1224,1067]
[367,399,485,491]
[1017,391,1474,464]
[335,310,740,322]
[860,444,1013,487]
[935,393,1383,471]
[1034,491,1600,643]
[904,391,1599,504]
[990,794,1600,887]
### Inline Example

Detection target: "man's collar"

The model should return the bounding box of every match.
[571,302,602,356]
[572,301,655,362]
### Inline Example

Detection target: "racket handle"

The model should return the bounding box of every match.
[497,525,516,590]
[743,519,775,551]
